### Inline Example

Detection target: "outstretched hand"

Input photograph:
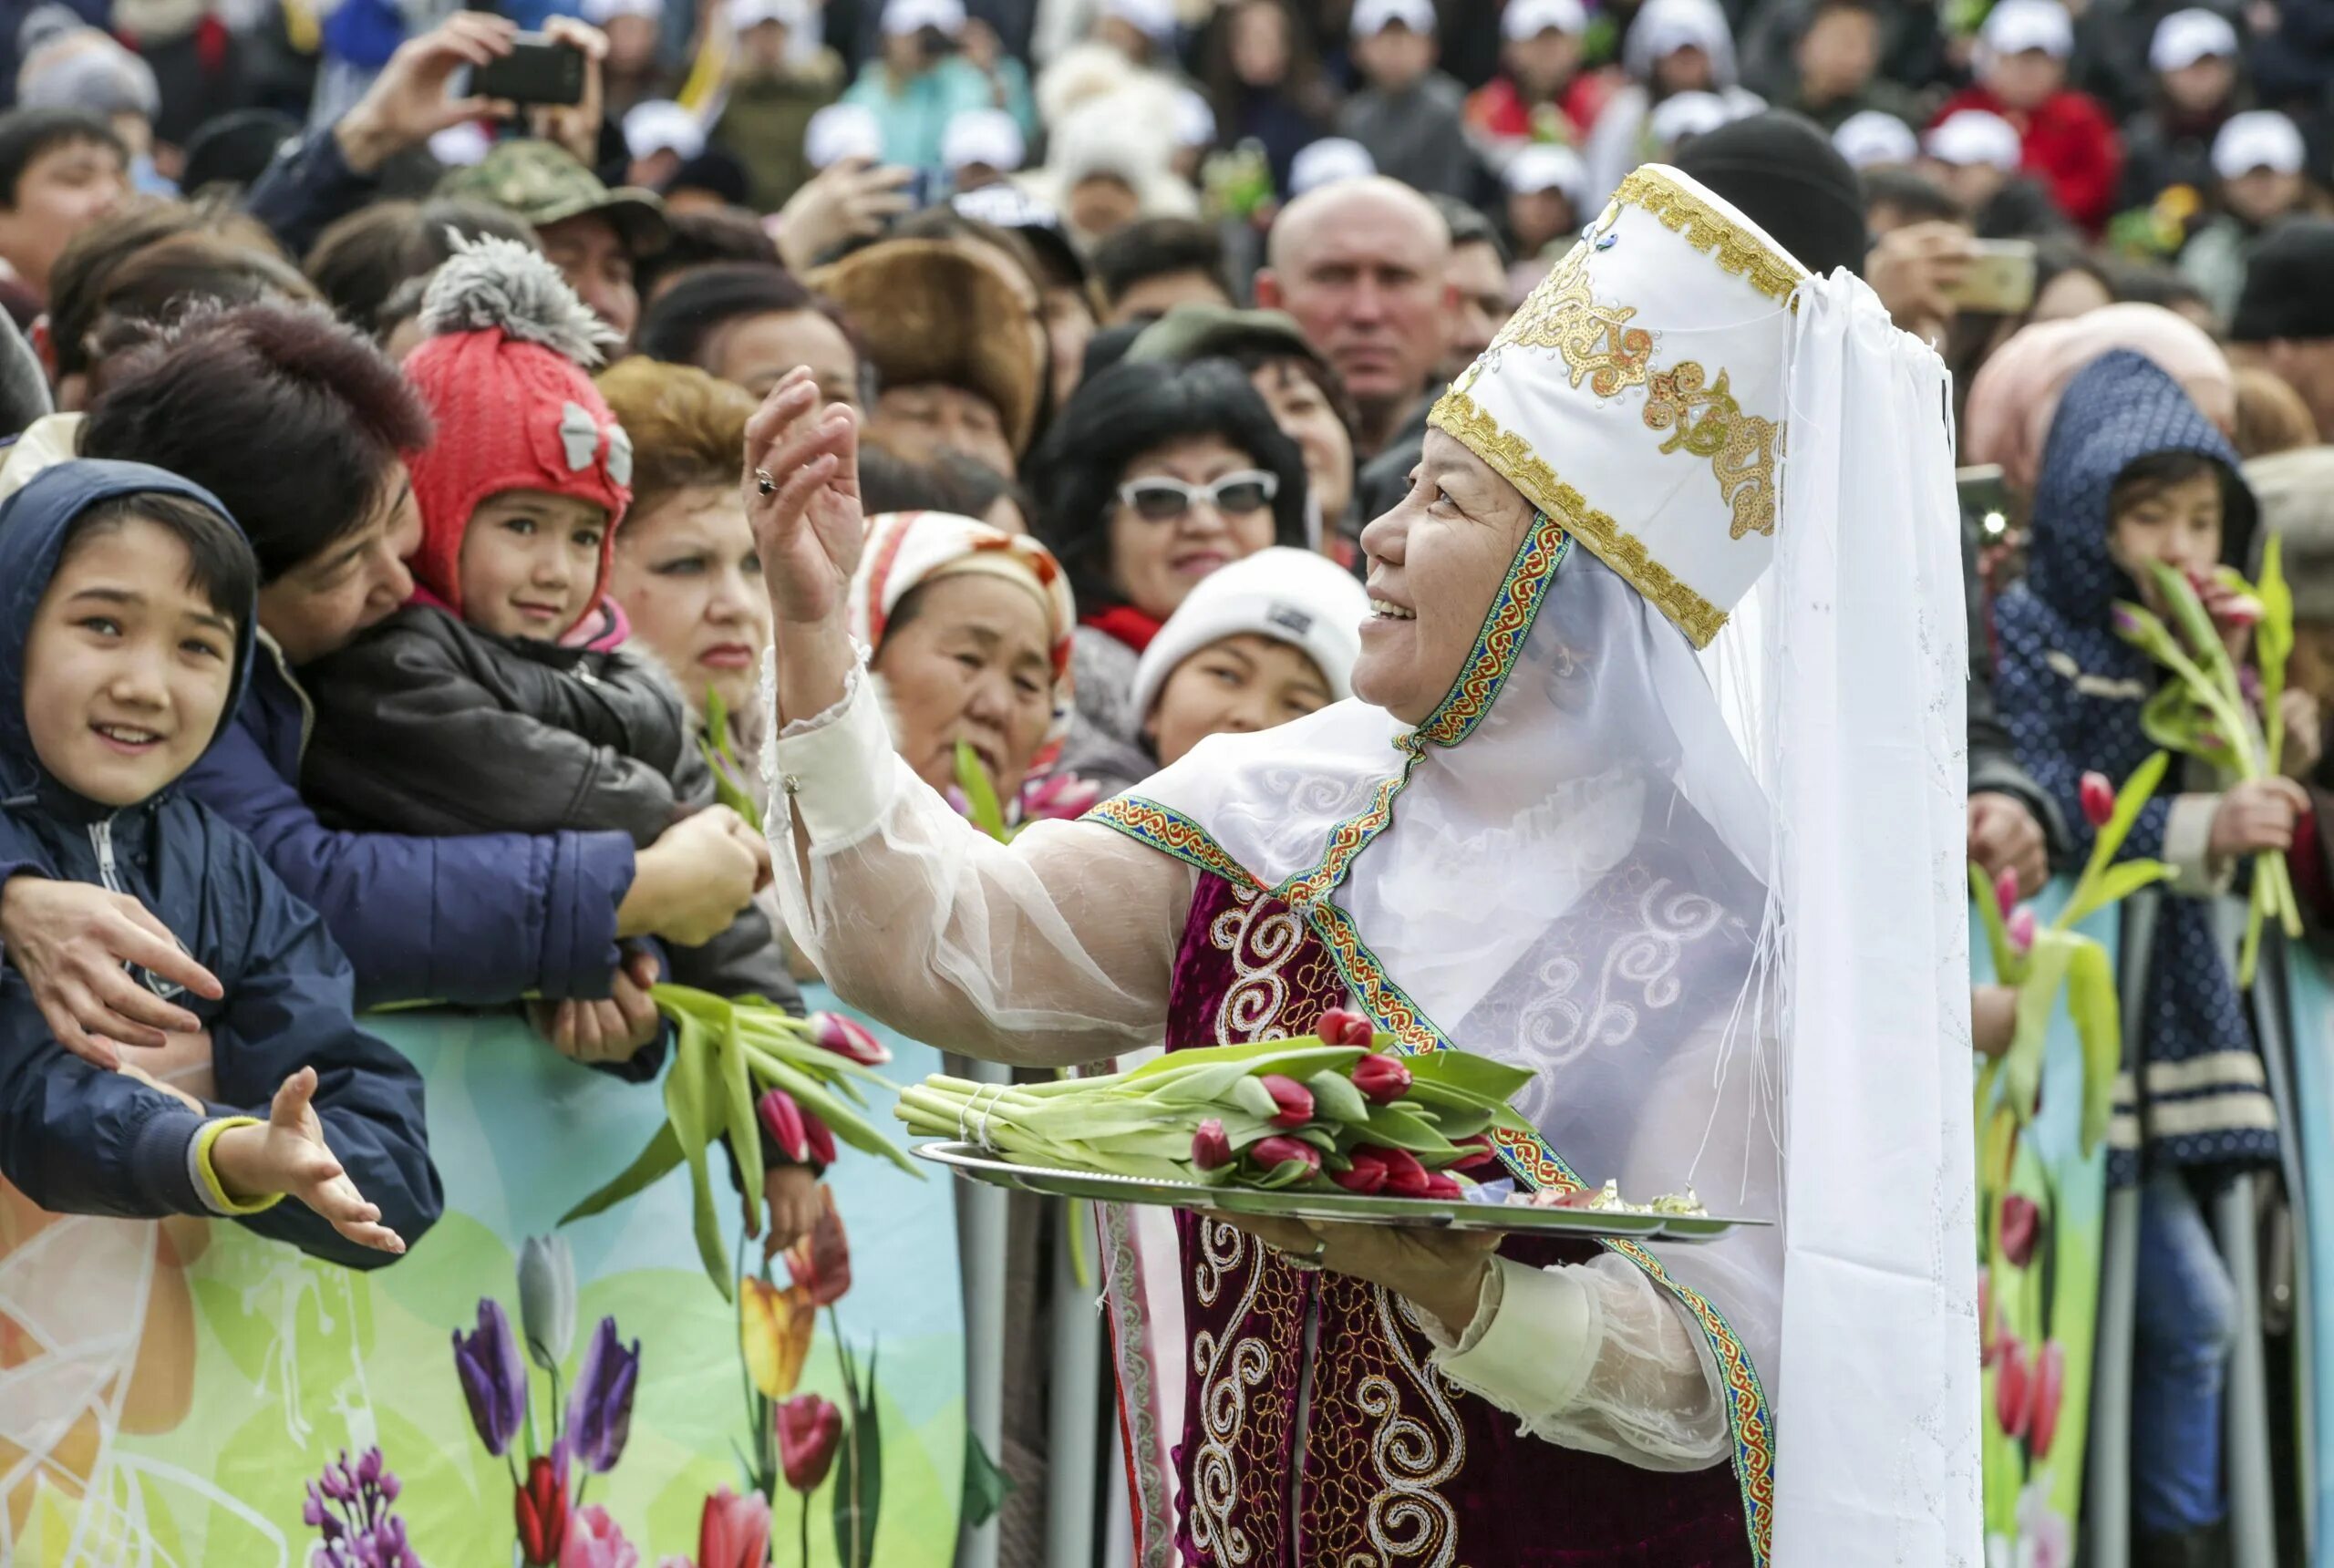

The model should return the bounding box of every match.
[210,1068,408,1254]
[746,366,865,627]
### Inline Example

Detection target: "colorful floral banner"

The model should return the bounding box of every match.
[1973,880,2114,1568]
[0,990,963,1566]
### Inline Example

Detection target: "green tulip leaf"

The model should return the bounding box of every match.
[559,1121,685,1225]
[1306,1068,1371,1123]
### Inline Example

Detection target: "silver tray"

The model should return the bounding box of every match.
[913,1141,1765,1243]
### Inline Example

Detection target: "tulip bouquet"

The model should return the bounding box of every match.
[449,1234,644,1568]
[2112,547,2303,985]
[898,1006,1536,1196]
[563,991,918,1298]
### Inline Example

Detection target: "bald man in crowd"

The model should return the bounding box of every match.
[1255,176,1456,483]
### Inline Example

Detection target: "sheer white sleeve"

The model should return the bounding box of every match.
[1417,1253,1731,1470]
[762,663,1190,1067]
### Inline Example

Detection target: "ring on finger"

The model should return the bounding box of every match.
[1280,1237,1327,1273]
[755,467,777,496]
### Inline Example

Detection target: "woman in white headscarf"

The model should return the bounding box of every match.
[748,159,1978,1566]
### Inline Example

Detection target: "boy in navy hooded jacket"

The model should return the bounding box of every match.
[1994,349,2306,1555]
[0,459,441,1269]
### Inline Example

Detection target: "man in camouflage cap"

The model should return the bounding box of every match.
[438,138,669,347]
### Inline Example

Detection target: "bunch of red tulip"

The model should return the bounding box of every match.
[899,1005,1534,1194]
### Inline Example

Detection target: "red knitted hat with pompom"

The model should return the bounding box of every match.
[402,236,634,631]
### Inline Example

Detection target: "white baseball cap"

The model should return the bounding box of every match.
[1922,108,2023,170]
[581,0,659,22]
[2149,7,2238,70]
[1100,0,1177,41]
[1130,548,1373,720]
[953,183,1059,227]
[429,121,491,168]
[942,107,1026,171]
[1351,0,1435,37]
[1287,137,1376,194]
[804,102,884,168]
[1980,0,2073,59]
[1172,87,1216,149]
[1648,89,1730,148]
[1503,141,1586,203]
[730,0,806,27]
[624,99,706,161]
[881,0,965,34]
[2213,109,2306,179]
[1832,108,1918,169]
[1502,0,1585,40]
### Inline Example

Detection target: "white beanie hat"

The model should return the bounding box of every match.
[1131,547,1371,719]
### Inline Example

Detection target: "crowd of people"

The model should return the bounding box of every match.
[0,0,2331,1559]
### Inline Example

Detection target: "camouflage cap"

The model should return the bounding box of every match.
[435,139,670,257]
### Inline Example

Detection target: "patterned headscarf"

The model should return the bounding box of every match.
[849,511,1079,750]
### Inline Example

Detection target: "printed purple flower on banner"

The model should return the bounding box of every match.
[305,1448,420,1568]
[452,1298,527,1456]
[567,1315,643,1473]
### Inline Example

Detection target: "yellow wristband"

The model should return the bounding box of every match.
[195,1118,287,1216]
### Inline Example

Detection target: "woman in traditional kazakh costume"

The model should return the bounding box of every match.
[749,145,1982,1566]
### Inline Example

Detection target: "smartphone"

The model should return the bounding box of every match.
[1942,239,2038,315]
[472,34,586,107]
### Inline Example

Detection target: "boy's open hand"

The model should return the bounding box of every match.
[212,1068,407,1254]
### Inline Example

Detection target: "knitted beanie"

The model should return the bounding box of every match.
[402,236,635,626]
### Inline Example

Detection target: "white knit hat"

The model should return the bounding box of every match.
[1131,547,1371,718]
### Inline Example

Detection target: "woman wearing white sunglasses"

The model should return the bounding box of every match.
[1026,356,1314,793]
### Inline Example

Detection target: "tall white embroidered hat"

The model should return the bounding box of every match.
[1430,163,1805,648]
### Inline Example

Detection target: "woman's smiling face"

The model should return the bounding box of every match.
[1351,431,1535,724]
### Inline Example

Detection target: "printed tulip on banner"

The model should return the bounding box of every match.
[515,1450,569,1566]
[777,1395,844,1492]
[519,1233,578,1372]
[451,1299,527,1457]
[697,1487,773,1568]
[568,1316,642,1474]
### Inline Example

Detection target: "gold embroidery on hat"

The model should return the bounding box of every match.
[1615,167,1805,304]
[1642,362,1780,539]
[1427,387,1728,647]
[1488,242,1654,398]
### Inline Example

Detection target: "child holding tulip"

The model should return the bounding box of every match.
[1992,349,2305,1560]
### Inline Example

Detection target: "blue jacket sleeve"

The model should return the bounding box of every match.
[203,840,445,1271]
[181,716,635,1010]
[0,982,213,1218]
[242,127,382,263]
[1994,603,2172,865]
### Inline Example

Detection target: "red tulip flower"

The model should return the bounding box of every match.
[776,1393,845,1493]
[1191,1119,1234,1171]
[1449,1133,1499,1171]
[1311,1006,1376,1047]
[1998,1193,2041,1268]
[1260,1075,1314,1129]
[1351,1053,1412,1104]
[1995,1336,2033,1439]
[784,1185,852,1308]
[758,1088,811,1164]
[513,1452,569,1566]
[810,1011,889,1066]
[697,1486,772,1568]
[2029,1340,2066,1459]
[1375,1145,1431,1197]
[1993,867,2021,920]
[2079,772,2116,829]
[2007,907,2037,955]
[1420,1171,1464,1200]
[1249,1135,1319,1179]
[1330,1155,1388,1193]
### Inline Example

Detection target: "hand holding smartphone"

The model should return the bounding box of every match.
[469,32,586,107]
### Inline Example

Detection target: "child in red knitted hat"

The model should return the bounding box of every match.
[295,237,801,1064]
